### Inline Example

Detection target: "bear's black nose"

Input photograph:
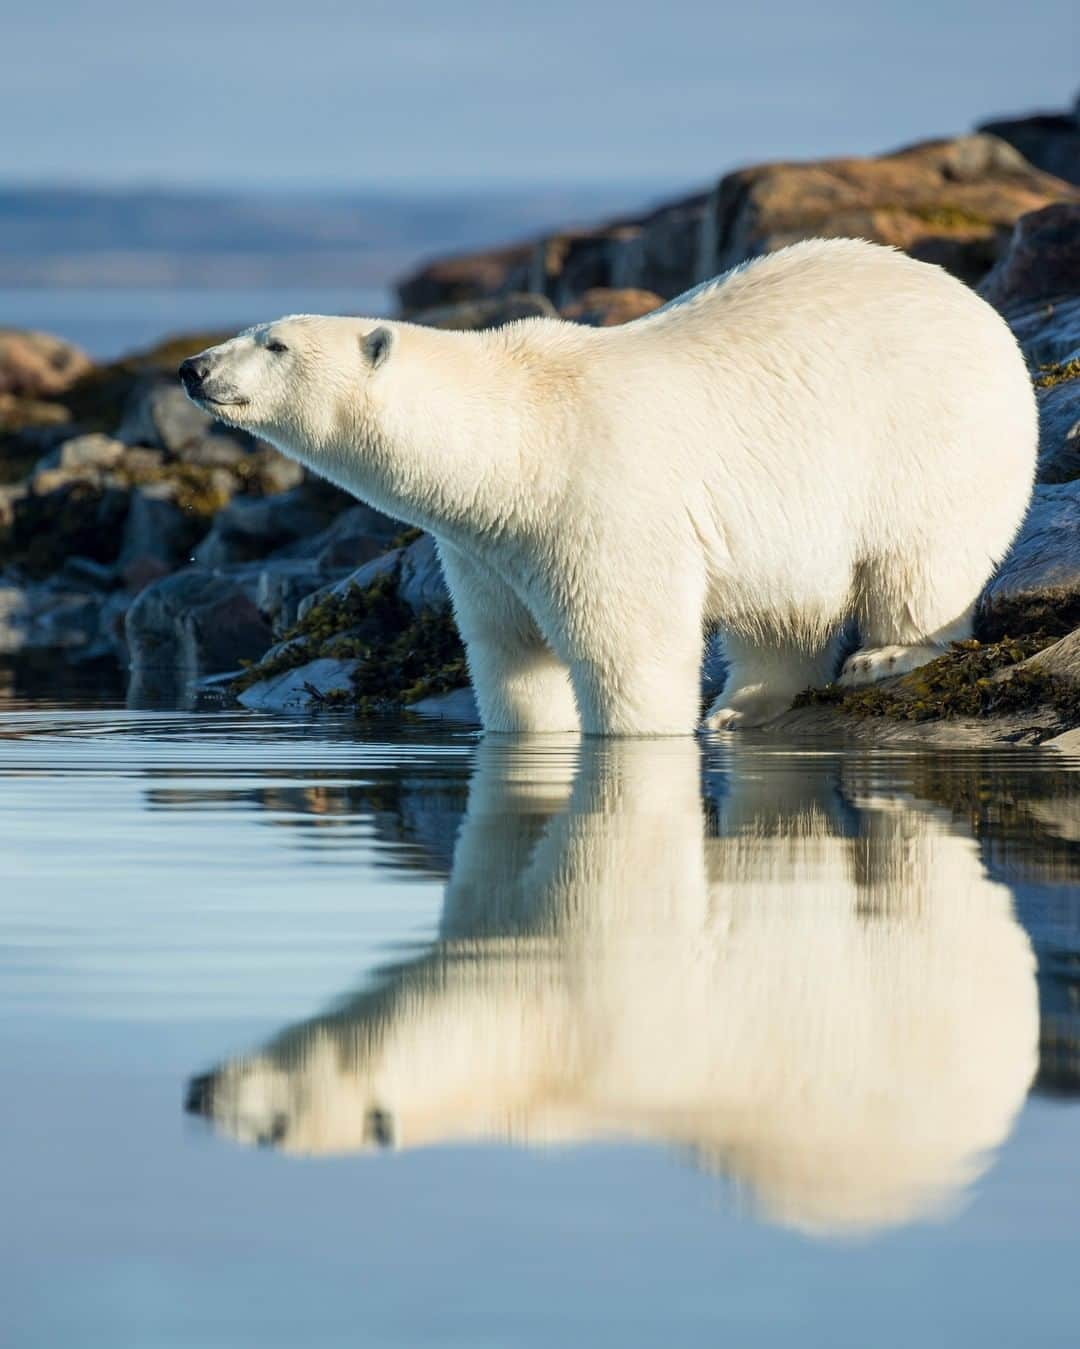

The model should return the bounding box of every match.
[185,1072,215,1116]
[179,357,209,392]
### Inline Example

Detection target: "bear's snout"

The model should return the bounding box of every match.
[184,1071,215,1116]
[178,356,210,395]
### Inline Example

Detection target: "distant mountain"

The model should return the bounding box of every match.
[0,185,657,291]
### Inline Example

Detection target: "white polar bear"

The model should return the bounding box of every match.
[181,239,1036,735]
[186,741,1038,1235]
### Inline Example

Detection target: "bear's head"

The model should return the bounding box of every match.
[179,315,398,468]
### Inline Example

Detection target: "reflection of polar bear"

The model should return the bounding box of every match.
[181,239,1036,734]
[187,742,1038,1235]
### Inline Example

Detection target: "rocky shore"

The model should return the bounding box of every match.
[3,93,1080,741]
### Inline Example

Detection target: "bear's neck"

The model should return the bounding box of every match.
[332,325,577,545]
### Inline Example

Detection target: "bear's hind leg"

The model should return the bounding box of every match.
[705,633,840,731]
[437,540,580,733]
[839,560,977,688]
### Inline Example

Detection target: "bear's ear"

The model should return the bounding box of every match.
[361,326,395,371]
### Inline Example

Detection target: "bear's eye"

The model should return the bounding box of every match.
[266,340,288,354]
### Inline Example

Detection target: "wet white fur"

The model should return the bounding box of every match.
[191,238,1036,735]
[196,741,1038,1235]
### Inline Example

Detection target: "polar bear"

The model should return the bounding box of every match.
[180,239,1036,735]
[186,741,1038,1235]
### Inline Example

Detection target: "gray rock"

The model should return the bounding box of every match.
[980,204,1080,485]
[980,482,1080,635]
[1037,376,1080,484]
[255,561,344,633]
[272,502,403,566]
[237,657,360,712]
[118,376,217,453]
[398,534,449,612]
[125,568,273,676]
[117,485,197,572]
[58,433,126,472]
[0,576,104,653]
[193,487,338,569]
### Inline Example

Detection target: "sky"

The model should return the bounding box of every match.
[1,0,1077,194]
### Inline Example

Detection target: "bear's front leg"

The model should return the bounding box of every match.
[562,592,705,738]
[437,540,580,734]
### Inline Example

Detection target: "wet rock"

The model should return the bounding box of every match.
[560,288,665,326]
[125,568,273,676]
[0,329,92,398]
[980,482,1080,638]
[407,292,557,330]
[192,486,341,569]
[236,657,360,712]
[1025,624,1080,683]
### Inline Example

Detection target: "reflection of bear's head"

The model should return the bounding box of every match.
[187,741,1038,1236]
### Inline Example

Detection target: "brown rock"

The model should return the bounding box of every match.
[0,329,93,398]
[397,243,533,313]
[407,292,557,331]
[560,288,665,327]
[701,134,1079,287]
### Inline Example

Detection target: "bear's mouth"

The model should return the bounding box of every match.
[195,393,250,408]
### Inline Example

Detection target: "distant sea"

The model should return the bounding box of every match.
[0,285,390,361]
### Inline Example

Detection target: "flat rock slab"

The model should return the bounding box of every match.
[237,658,360,712]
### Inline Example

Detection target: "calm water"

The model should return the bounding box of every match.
[0,287,389,360]
[2,690,1080,1348]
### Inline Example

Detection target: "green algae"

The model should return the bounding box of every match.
[793,634,1079,723]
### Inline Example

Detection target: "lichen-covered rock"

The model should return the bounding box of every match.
[700,135,1077,288]
[0,329,92,398]
[254,561,344,633]
[298,533,449,622]
[125,568,273,676]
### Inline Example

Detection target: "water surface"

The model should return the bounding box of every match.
[2,697,1079,1348]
